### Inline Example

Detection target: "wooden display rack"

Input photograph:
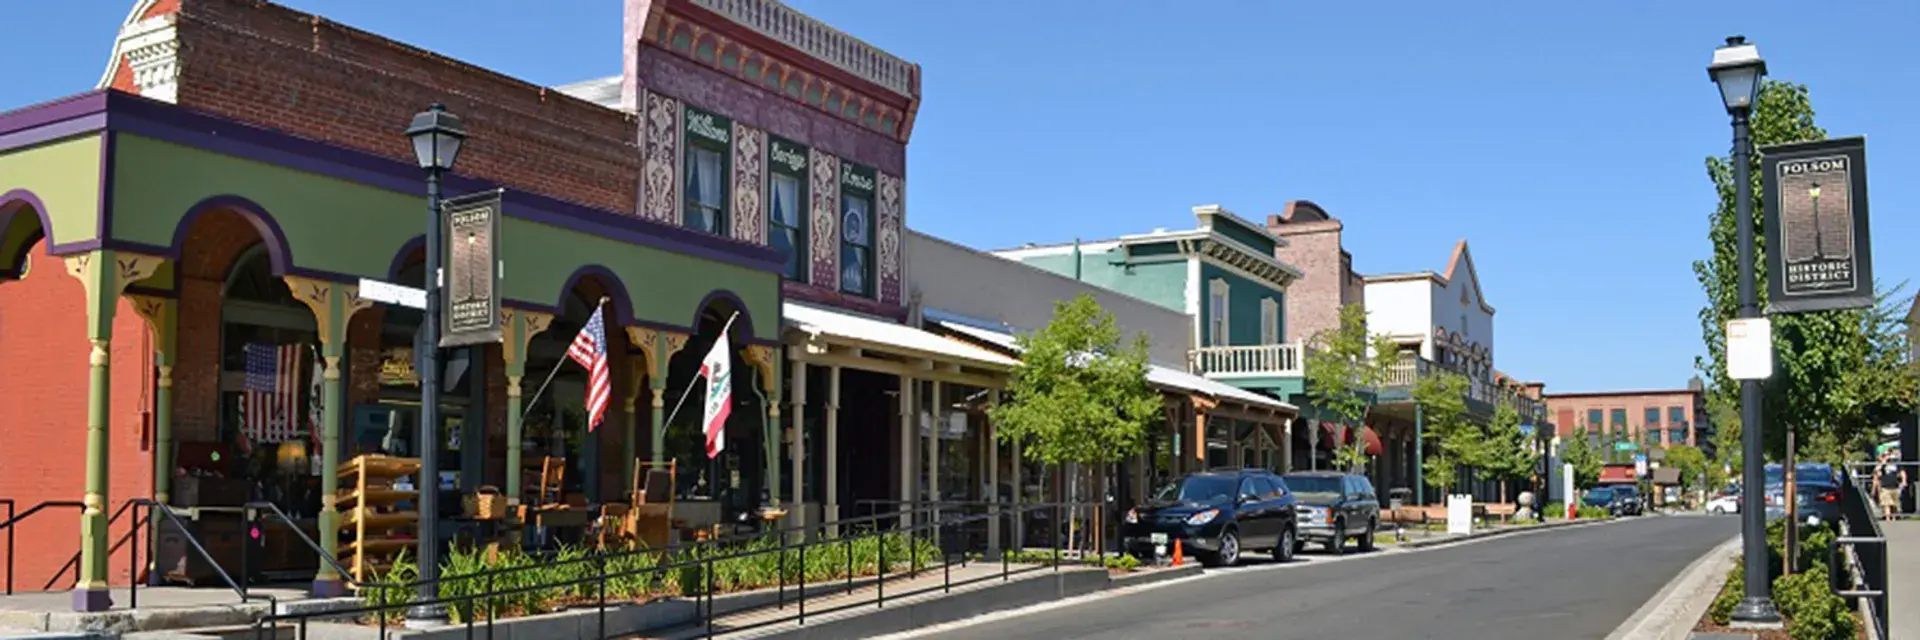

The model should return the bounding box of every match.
[336,454,421,584]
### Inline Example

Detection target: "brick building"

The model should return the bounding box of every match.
[1543,381,1712,460]
[1268,200,1365,343]
[0,0,933,610]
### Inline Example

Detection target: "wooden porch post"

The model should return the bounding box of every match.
[987,388,1001,554]
[826,365,841,535]
[66,250,161,611]
[787,357,807,534]
[744,345,781,505]
[897,375,915,528]
[283,276,371,596]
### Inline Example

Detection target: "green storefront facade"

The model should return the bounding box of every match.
[0,91,785,609]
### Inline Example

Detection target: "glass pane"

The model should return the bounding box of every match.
[1669,407,1686,424]
[771,174,802,226]
[693,148,724,208]
[1645,408,1660,425]
[842,195,870,245]
[840,246,868,295]
[772,228,802,279]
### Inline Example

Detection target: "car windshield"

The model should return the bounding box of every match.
[1587,487,1614,499]
[1282,475,1342,499]
[1615,486,1637,496]
[1152,475,1238,505]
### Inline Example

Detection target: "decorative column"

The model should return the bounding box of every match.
[825,365,841,535]
[631,329,688,464]
[65,250,160,612]
[928,380,942,508]
[897,375,915,528]
[1414,403,1426,506]
[127,296,176,578]
[500,308,553,501]
[284,276,372,596]
[787,357,807,533]
[1192,396,1213,469]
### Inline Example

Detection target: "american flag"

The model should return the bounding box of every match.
[242,343,305,445]
[567,306,611,431]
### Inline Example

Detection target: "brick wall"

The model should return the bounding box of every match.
[0,240,155,589]
[139,0,642,214]
[1269,215,1345,343]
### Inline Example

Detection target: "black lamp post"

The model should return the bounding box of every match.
[404,103,466,626]
[1707,35,1779,626]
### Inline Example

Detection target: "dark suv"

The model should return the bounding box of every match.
[1123,468,1299,566]
[1282,472,1381,554]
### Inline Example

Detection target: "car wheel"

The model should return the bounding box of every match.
[1358,519,1377,552]
[1709,506,1724,515]
[1273,527,1295,563]
[1215,528,1241,566]
[1328,520,1346,555]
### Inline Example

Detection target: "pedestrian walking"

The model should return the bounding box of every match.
[1871,451,1906,522]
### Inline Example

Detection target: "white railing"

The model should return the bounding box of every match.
[1189,342,1304,377]
[691,0,917,97]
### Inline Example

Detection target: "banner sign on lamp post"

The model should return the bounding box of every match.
[441,189,505,347]
[1760,137,1873,313]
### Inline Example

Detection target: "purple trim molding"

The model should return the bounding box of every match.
[97,131,115,247]
[2,91,784,274]
[386,235,426,281]
[0,188,56,247]
[692,288,757,344]
[558,264,638,327]
[166,195,296,277]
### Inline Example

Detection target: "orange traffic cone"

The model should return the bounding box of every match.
[1171,539,1184,567]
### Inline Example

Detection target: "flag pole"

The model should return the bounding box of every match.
[519,296,610,420]
[661,310,741,428]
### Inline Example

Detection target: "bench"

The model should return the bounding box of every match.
[1482,502,1517,523]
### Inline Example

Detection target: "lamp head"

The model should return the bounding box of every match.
[1707,36,1767,114]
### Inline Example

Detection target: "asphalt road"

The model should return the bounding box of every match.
[913,515,1739,640]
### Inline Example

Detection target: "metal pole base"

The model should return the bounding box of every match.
[69,587,112,612]
[1729,597,1782,627]
[405,604,450,629]
[310,577,347,598]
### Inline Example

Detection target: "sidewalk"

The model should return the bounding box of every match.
[1887,520,1918,640]
[0,585,352,637]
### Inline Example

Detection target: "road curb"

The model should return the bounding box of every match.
[1399,517,1619,549]
[1604,535,1741,640]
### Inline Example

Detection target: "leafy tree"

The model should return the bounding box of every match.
[1561,427,1604,489]
[1707,393,1742,487]
[993,294,1162,551]
[1413,370,1474,496]
[1305,304,1399,472]
[1332,441,1369,474]
[993,293,1162,466]
[1664,444,1711,495]
[1482,403,1535,501]
[1692,79,1919,462]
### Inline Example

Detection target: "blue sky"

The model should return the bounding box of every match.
[5,1,1918,393]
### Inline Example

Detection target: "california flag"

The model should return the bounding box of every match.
[699,334,732,459]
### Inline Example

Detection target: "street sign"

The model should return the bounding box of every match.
[1760,137,1874,313]
[359,277,425,310]
[1726,318,1773,381]
[1614,441,1637,452]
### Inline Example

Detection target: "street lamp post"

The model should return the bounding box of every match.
[404,103,467,627]
[1707,36,1780,625]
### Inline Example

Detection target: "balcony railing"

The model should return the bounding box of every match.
[1380,354,1547,419]
[1189,342,1305,378]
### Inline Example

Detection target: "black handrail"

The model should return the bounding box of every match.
[1840,463,1892,639]
[0,499,84,595]
[133,499,277,614]
[255,501,1097,639]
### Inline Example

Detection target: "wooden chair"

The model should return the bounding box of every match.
[624,461,677,550]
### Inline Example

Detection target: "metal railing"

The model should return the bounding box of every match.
[1841,461,1905,639]
[257,500,1096,639]
[0,499,84,595]
[1189,342,1305,377]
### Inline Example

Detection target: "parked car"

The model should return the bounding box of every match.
[1763,479,1842,529]
[1281,471,1381,555]
[1612,484,1644,516]
[1582,486,1632,516]
[1122,468,1299,566]
[1706,493,1741,515]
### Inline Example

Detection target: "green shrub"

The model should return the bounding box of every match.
[1708,561,1744,626]
[1577,505,1610,519]
[1104,554,1140,572]
[1773,568,1855,640]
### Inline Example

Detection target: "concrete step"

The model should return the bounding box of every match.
[0,628,102,640]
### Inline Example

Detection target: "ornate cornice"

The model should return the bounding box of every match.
[1193,238,1299,290]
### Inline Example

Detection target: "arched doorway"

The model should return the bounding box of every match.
[215,244,321,519]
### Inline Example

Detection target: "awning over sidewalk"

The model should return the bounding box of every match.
[1359,426,1384,456]
[933,318,1296,414]
[785,303,1017,388]
[1600,465,1637,484]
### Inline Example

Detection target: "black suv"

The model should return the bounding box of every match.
[1122,468,1298,566]
[1282,472,1381,554]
